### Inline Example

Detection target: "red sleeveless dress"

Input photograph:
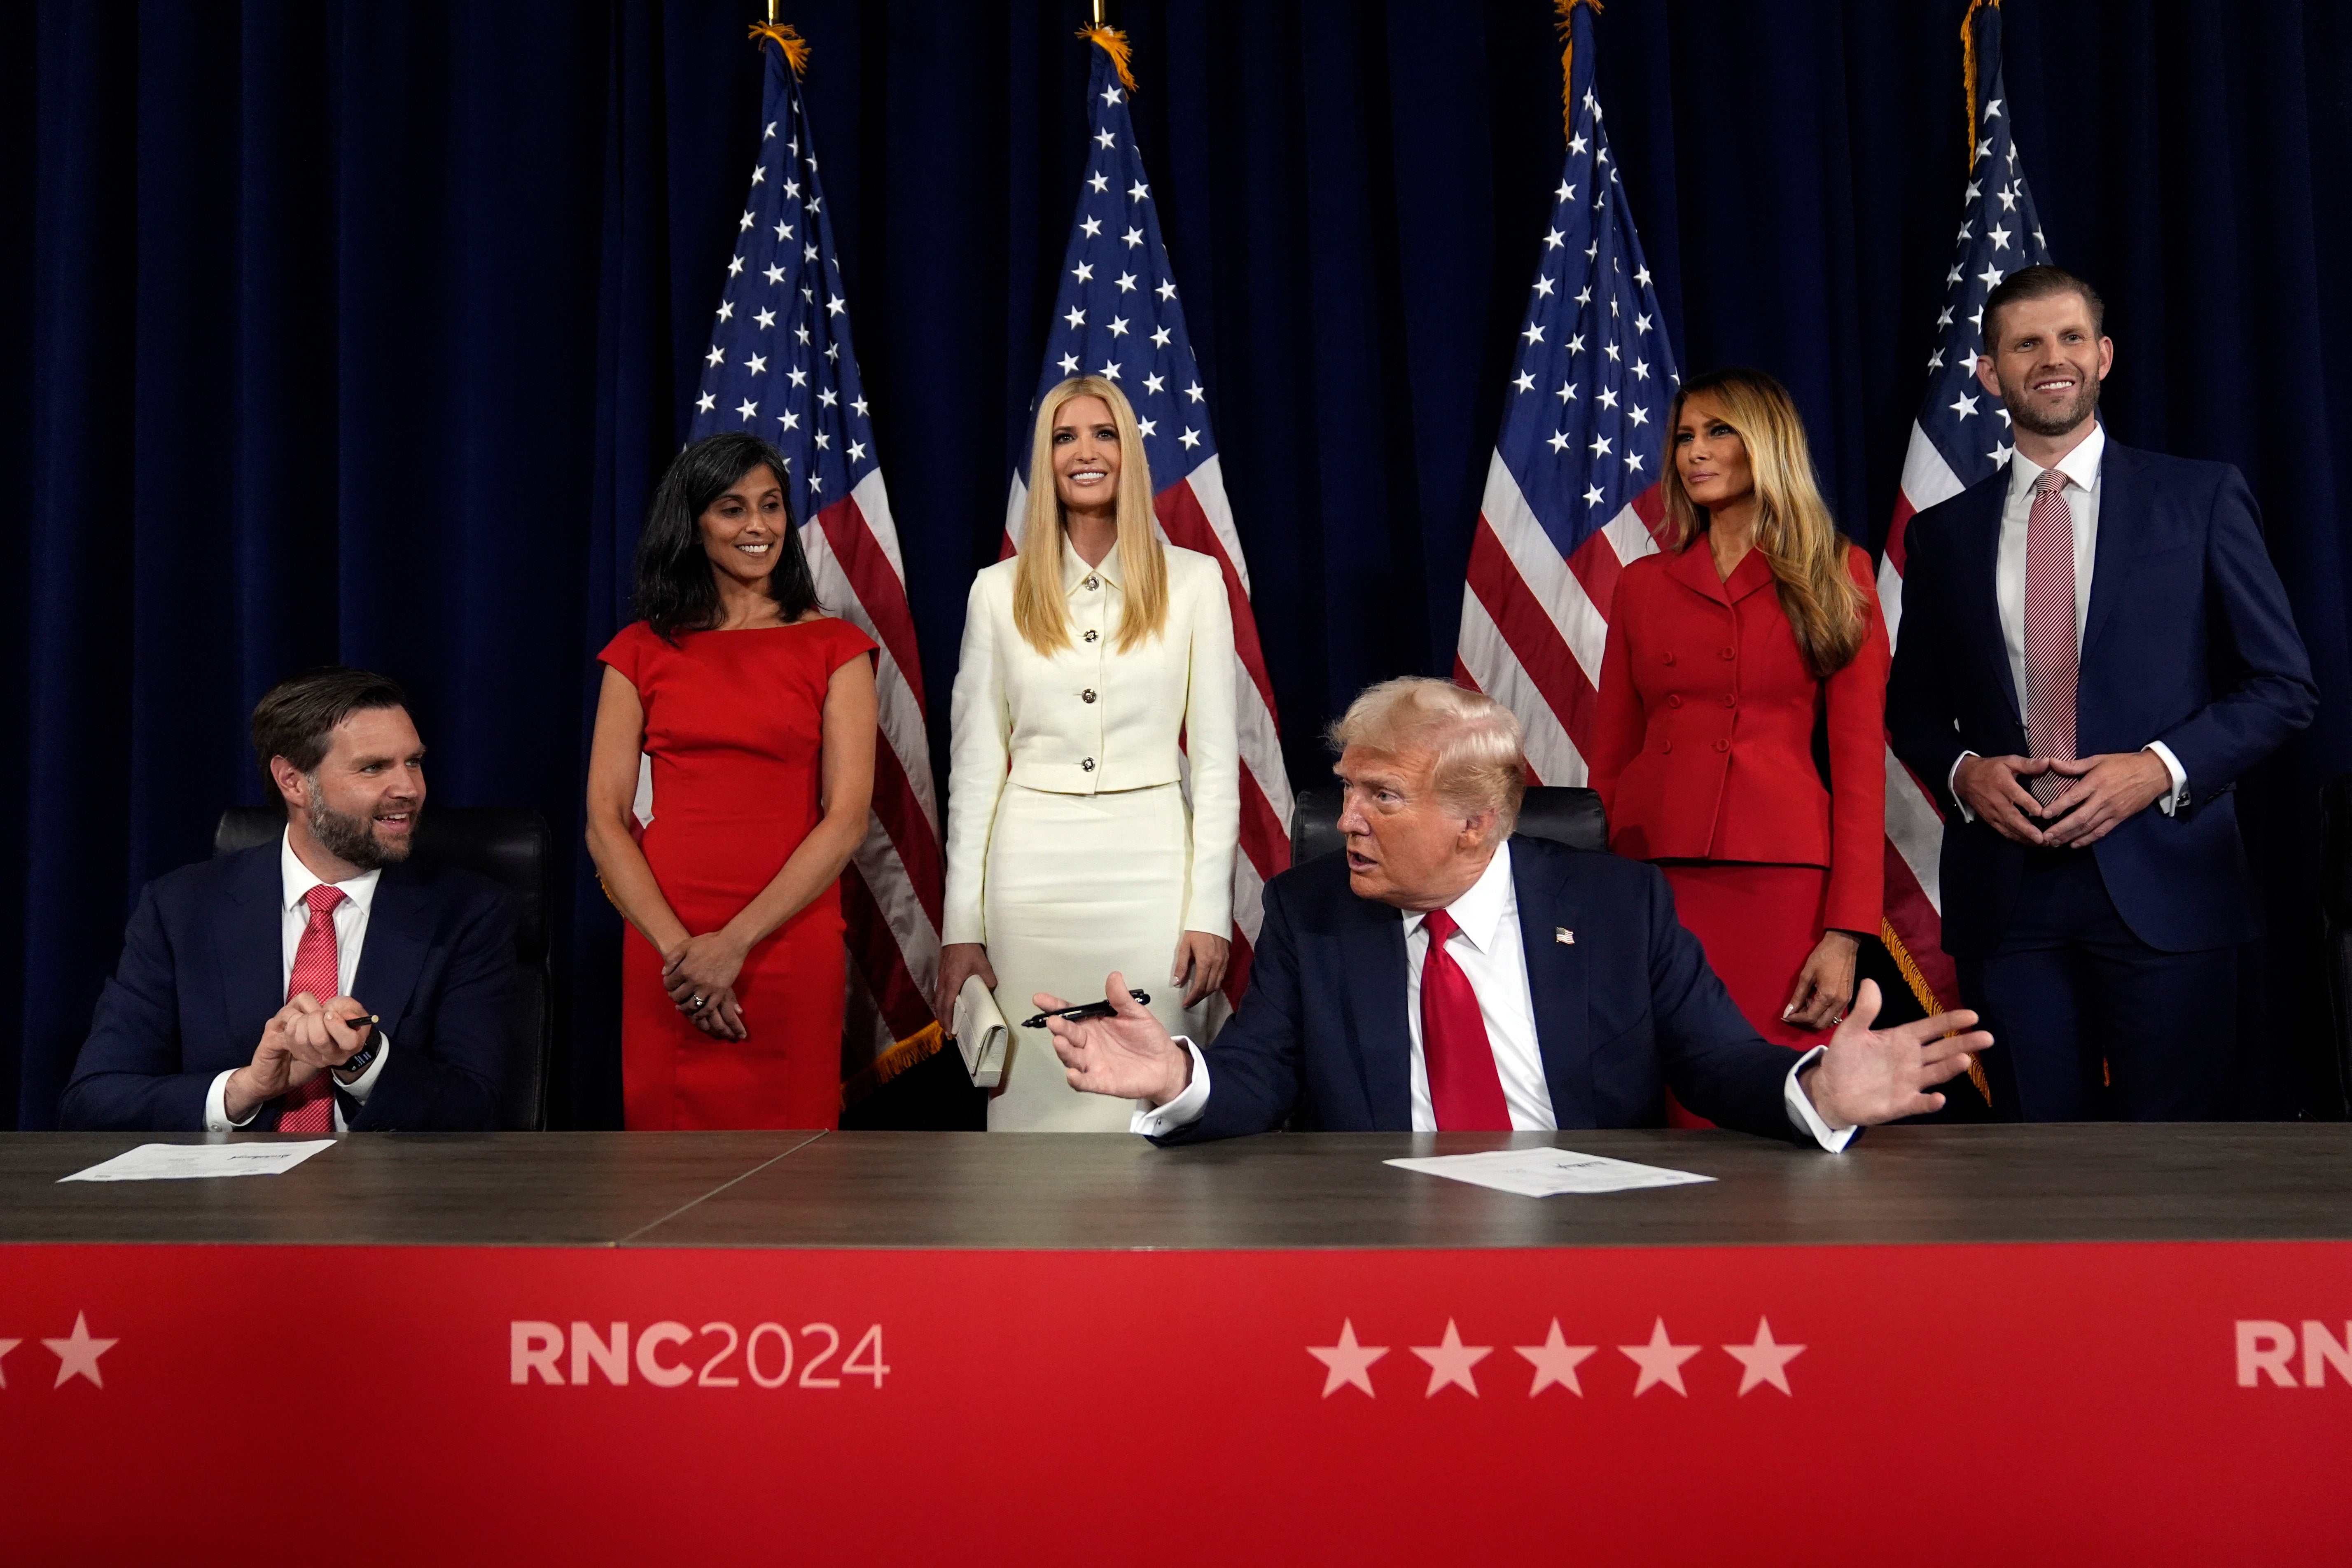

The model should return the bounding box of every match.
[599,617,875,1129]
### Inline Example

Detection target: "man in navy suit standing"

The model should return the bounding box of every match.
[1037,678,1987,1147]
[1888,266,2315,1121]
[61,667,513,1132]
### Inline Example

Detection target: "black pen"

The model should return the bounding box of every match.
[1022,993,1150,1029]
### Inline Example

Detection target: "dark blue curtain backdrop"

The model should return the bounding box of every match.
[7,1,2349,1128]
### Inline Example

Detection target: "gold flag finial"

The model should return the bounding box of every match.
[750,19,811,77]
[1555,0,1605,145]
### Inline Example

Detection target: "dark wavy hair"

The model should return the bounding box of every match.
[633,432,819,642]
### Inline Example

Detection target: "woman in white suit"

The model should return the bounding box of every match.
[937,376,1240,1130]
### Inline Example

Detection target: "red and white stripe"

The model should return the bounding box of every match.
[1875,424,1967,1008]
[1004,453,1293,1005]
[1453,451,1666,783]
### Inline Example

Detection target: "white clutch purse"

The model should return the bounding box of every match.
[951,975,1009,1090]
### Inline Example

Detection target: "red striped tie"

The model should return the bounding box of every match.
[278,885,347,1134]
[2023,467,2079,807]
[1418,907,1511,1131]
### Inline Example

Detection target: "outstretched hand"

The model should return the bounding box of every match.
[1799,979,1994,1129]
[1041,972,1193,1106]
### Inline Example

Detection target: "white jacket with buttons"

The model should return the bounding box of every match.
[944,538,1241,947]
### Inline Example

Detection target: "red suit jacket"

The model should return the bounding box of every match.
[1588,541,1888,936]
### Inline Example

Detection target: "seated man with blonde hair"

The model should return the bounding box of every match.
[1043,677,1989,1148]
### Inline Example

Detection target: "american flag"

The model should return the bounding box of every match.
[1875,0,2050,1018]
[1454,4,1677,784]
[1004,31,1293,1005]
[680,28,946,1084]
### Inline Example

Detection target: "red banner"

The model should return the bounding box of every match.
[5,1241,2350,1564]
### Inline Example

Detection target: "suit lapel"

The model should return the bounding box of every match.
[1954,475,2022,728]
[2078,438,2135,666]
[1513,844,1591,1129]
[353,865,429,1036]
[214,846,288,1055]
[1663,538,1731,606]
[1338,898,1414,1130]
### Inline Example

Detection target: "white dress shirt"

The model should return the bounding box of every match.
[1135,841,1855,1150]
[203,831,393,1132]
[1949,423,2189,818]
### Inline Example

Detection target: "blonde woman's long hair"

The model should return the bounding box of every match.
[1013,376,1168,655]
[1661,368,1869,678]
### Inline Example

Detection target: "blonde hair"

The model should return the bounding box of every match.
[1662,368,1869,678]
[1013,376,1168,656]
[1328,678,1527,844]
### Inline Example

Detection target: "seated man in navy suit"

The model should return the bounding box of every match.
[61,667,514,1132]
[1042,678,1985,1146]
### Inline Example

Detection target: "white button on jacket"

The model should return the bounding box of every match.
[944,538,1240,947]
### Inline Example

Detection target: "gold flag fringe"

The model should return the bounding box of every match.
[840,1020,949,1109]
[1555,0,1605,145]
[749,20,811,77]
[1881,917,1992,1106]
[1078,25,1138,93]
[1959,0,2002,169]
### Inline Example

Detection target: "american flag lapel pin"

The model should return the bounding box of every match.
[1555,928,1574,945]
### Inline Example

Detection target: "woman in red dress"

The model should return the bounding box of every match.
[1589,369,1888,1123]
[585,432,878,1129]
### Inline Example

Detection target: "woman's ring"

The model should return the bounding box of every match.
[688,993,707,1011]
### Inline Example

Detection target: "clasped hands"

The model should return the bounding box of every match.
[1953,750,2172,848]
[1041,972,1993,1133]
[227,992,374,1123]
[664,931,750,1041]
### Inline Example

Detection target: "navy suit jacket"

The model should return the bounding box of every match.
[1886,441,2315,957]
[1159,836,1808,1144]
[60,842,515,1131]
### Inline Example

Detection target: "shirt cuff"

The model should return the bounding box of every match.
[204,1070,262,1133]
[1783,1046,1857,1153]
[1130,1038,1211,1137]
[336,1032,390,1103]
[2145,743,2189,816]
[1948,752,1979,823]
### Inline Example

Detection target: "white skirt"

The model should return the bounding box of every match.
[983,781,1206,1131]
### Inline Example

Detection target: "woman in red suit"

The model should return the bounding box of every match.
[1590,369,1888,1121]
[586,433,878,1129]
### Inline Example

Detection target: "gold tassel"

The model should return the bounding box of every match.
[1959,0,2002,170]
[839,1021,949,1109]
[1077,24,1138,94]
[1555,0,1605,145]
[749,20,811,78]
[1881,917,1992,1106]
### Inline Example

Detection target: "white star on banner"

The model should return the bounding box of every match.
[1722,1318,1805,1396]
[44,1312,117,1389]
[1411,1319,1492,1397]
[1515,1320,1597,1397]
[1307,1320,1387,1398]
[1619,1318,1700,1397]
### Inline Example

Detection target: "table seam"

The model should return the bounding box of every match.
[614,1129,829,1244]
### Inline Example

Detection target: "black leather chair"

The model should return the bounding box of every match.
[1289,784,1608,866]
[2319,777,2352,1117]
[214,806,554,1131]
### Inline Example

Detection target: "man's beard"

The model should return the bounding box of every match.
[306,792,415,869]
[2004,367,2101,437]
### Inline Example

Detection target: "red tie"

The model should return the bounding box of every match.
[278,885,347,1134]
[1418,907,1511,1131]
[2023,467,2079,807]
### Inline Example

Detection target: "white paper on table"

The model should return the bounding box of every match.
[1384,1147,1716,1197]
[58,1140,337,1183]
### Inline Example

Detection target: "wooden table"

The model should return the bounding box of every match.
[4,1125,2348,1566]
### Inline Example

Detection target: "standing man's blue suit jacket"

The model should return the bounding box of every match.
[1160,836,1807,1144]
[60,842,514,1131]
[1886,441,2316,957]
